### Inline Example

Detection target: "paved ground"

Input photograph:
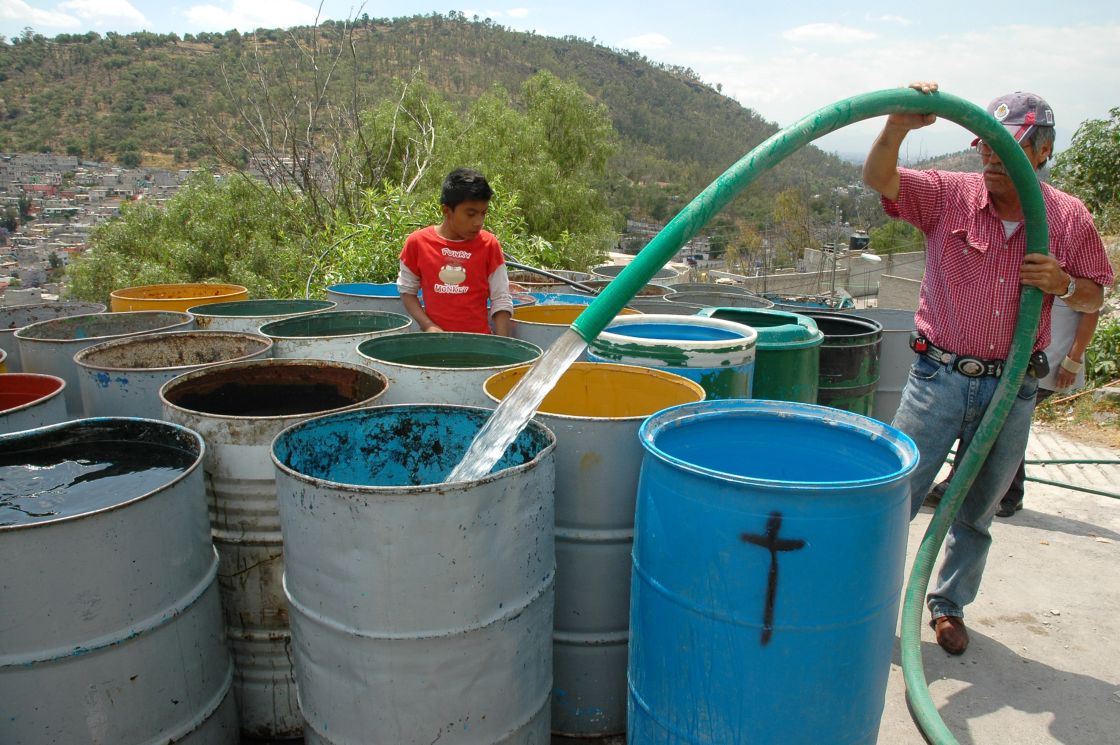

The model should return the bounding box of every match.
[877,423,1120,744]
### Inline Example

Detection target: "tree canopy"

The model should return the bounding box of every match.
[1052,107,1120,233]
[66,71,621,303]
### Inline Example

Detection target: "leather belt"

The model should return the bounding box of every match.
[908,333,1045,379]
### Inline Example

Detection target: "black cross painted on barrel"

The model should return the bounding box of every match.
[741,511,806,646]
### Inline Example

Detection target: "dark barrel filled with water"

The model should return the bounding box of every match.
[0,418,237,743]
[161,358,389,740]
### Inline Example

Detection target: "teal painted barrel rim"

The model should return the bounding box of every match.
[357,332,542,369]
[639,399,917,491]
[259,310,411,338]
[272,404,555,488]
[698,307,824,350]
[188,299,335,317]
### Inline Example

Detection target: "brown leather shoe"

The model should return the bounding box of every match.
[930,615,969,655]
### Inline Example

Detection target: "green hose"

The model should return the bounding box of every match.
[570,87,1051,745]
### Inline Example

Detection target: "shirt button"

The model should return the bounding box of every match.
[999,278,1005,283]
[995,311,1000,316]
[990,344,995,350]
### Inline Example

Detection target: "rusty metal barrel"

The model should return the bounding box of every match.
[0,418,238,743]
[75,330,273,419]
[15,310,195,417]
[189,298,336,332]
[0,300,107,373]
[356,331,542,407]
[161,359,389,740]
[273,404,556,745]
[260,310,411,362]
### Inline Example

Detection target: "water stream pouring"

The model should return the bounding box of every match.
[446,88,1049,745]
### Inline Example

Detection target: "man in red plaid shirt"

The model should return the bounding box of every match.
[863,82,1113,655]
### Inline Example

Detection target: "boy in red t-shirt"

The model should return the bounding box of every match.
[396,168,513,335]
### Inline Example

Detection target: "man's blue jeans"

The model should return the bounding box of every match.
[891,354,1039,619]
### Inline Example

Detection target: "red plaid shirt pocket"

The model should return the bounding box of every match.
[941,228,991,287]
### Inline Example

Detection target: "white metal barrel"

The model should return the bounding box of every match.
[14,310,195,417]
[189,298,336,332]
[0,418,237,744]
[259,310,411,362]
[356,331,541,407]
[75,330,273,419]
[161,358,389,740]
[485,363,706,737]
[273,404,557,745]
[0,300,106,373]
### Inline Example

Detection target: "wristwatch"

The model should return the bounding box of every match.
[1058,273,1077,300]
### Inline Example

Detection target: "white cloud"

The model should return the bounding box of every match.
[461,8,511,19]
[670,23,1119,156]
[782,23,877,43]
[866,14,911,26]
[185,0,320,32]
[59,0,147,27]
[620,32,672,50]
[1,0,80,29]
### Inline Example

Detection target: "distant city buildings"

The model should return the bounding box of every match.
[0,152,195,301]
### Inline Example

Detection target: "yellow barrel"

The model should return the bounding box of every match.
[512,304,639,354]
[486,362,705,735]
[110,283,249,312]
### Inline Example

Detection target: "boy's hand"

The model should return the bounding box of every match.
[423,323,445,332]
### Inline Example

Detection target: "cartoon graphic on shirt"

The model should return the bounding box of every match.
[438,263,466,285]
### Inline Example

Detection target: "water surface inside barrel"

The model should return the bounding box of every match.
[357,332,541,407]
[163,358,386,417]
[0,418,238,742]
[0,426,195,526]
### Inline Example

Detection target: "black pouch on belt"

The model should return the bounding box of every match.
[1028,350,1049,379]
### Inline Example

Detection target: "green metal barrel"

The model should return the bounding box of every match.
[802,311,883,416]
[697,307,822,403]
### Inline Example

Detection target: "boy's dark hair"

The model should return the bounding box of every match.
[441,168,493,208]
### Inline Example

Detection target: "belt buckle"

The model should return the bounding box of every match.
[956,357,986,377]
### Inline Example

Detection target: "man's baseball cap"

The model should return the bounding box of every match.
[971,91,1054,147]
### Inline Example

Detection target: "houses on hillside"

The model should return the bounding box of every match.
[0,153,194,301]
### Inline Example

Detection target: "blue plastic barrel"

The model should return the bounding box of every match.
[630,400,918,744]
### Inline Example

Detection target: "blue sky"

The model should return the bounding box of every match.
[3,1,1118,159]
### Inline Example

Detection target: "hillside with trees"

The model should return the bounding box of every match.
[2,14,881,302]
[0,14,858,225]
